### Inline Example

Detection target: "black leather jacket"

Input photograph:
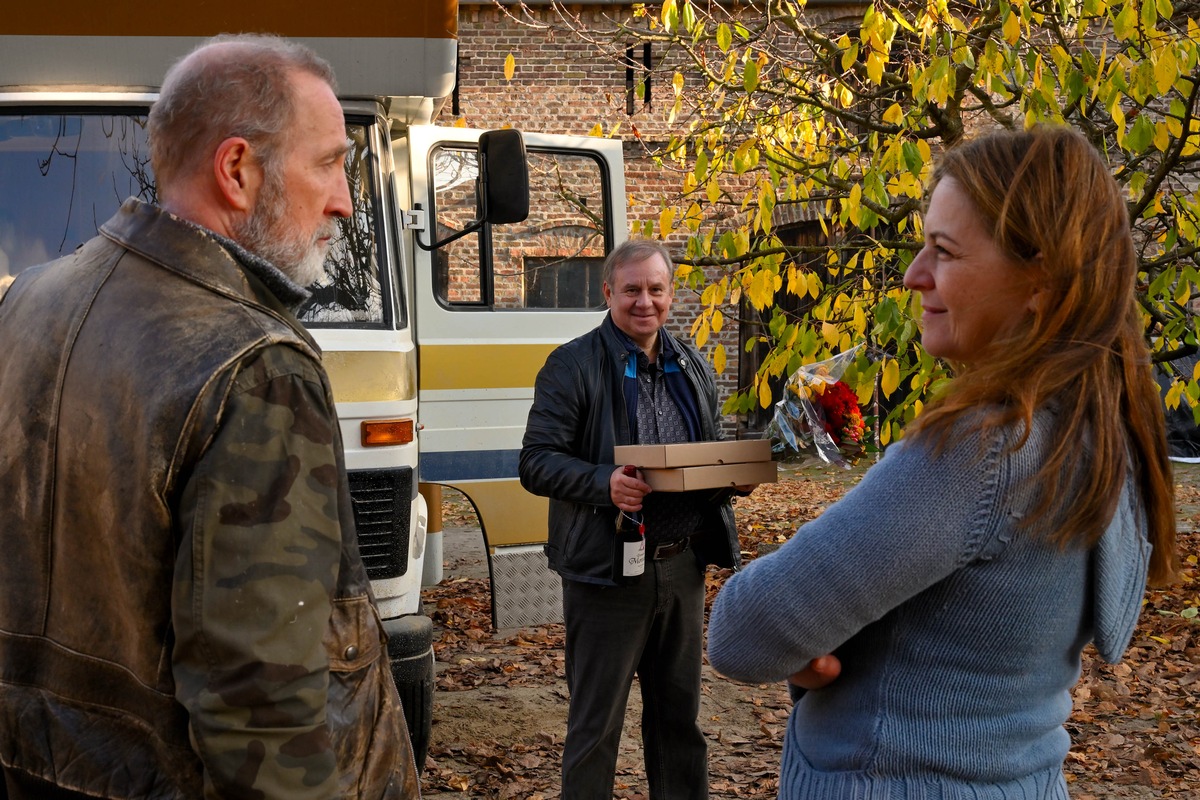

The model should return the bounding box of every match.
[519,314,740,585]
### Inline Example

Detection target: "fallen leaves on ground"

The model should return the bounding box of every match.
[422,465,1200,797]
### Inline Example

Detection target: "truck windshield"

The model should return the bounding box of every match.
[0,111,387,328]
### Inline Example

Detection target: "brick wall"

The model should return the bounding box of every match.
[443,2,747,414]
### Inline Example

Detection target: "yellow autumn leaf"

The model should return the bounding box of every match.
[866,51,884,84]
[1165,380,1184,409]
[1111,104,1126,134]
[881,358,900,396]
[917,139,932,164]
[822,321,840,347]
[706,178,721,203]
[807,271,821,299]
[758,379,773,409]
[713,309,725,333]
[504,53,516,81]
[588,122,604,137]
[1174,277,1191,305]
[847,183,864,227]
[1154,45,1178,95]
[1002,12,1020,45]
[713,343,727,374]
[749,269,775,310]
[695,317,711,349]
[659,207,676,238]
[882,102,904,125]
[713,278,728,306]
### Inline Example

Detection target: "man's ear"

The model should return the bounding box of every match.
[212,137,261,213]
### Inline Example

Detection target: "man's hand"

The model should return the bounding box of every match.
[610,465,652,512]
[788,654,841,690]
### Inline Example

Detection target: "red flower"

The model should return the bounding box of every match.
[815,380,865,445]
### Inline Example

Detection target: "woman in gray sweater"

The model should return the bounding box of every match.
[708,126,1178,799]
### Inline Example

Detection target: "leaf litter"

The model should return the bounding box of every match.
[421,464,1200,798]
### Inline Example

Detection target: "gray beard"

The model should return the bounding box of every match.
[232,174,333,287]
[233,213,331,288]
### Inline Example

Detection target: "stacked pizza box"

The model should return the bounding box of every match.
[613,440,777,492]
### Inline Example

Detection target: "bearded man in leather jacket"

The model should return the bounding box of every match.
[0,36,418,799]
[519,239,743,800]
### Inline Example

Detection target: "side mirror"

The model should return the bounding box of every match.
[416,128,530,251]
[479,129,529,224]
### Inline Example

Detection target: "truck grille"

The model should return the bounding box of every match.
[347,468,413,580]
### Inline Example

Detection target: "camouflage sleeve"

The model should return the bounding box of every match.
[173,344,343,800]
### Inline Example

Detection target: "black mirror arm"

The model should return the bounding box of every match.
[414,216,484,252]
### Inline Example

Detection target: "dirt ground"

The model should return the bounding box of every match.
[417,465,1200,799]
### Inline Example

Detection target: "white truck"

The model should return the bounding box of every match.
[0,0,625,762]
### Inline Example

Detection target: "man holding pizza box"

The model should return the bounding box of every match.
[520,238,755,800]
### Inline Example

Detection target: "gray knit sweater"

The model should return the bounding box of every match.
[708,411,1151,799]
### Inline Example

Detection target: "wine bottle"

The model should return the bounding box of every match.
[614,465,646,581]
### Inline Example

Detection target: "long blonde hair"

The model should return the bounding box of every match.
[909,126,1177,586]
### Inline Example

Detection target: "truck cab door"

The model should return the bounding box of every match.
[403,125,625,627]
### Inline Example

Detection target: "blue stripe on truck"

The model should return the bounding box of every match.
[419,449,520,482]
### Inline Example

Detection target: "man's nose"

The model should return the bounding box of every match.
[328,176,352,218]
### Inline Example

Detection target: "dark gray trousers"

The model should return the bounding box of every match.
[560,547,709,800]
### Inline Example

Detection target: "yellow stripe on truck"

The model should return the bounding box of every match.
[323,350,416,404]
[6,0,457,38]
[451,480,549,548]
[419,343,557,391]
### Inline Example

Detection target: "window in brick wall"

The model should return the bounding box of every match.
[524,254,605,309]
[626,42,652,115]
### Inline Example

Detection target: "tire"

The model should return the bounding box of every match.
[382,614,434,772]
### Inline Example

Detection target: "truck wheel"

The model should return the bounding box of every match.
[383,614,434,772]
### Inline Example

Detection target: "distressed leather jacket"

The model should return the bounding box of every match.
[0,199,419,799]
[519,314,740,585]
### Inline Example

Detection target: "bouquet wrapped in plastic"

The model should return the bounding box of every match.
[766,346,867,469]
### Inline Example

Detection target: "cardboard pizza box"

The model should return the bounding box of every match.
[639,459,778,492]
[613,439,772,469]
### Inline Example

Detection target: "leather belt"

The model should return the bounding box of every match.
[651,537,690,560]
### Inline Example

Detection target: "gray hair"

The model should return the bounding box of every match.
[148,34,337,193]
[602,239,675,286]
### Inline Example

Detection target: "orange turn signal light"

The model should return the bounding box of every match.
[361,419,414,447]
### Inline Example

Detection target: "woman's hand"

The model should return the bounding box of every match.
[788,654,842,690]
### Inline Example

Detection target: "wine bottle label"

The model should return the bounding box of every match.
[622,538,645,576]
